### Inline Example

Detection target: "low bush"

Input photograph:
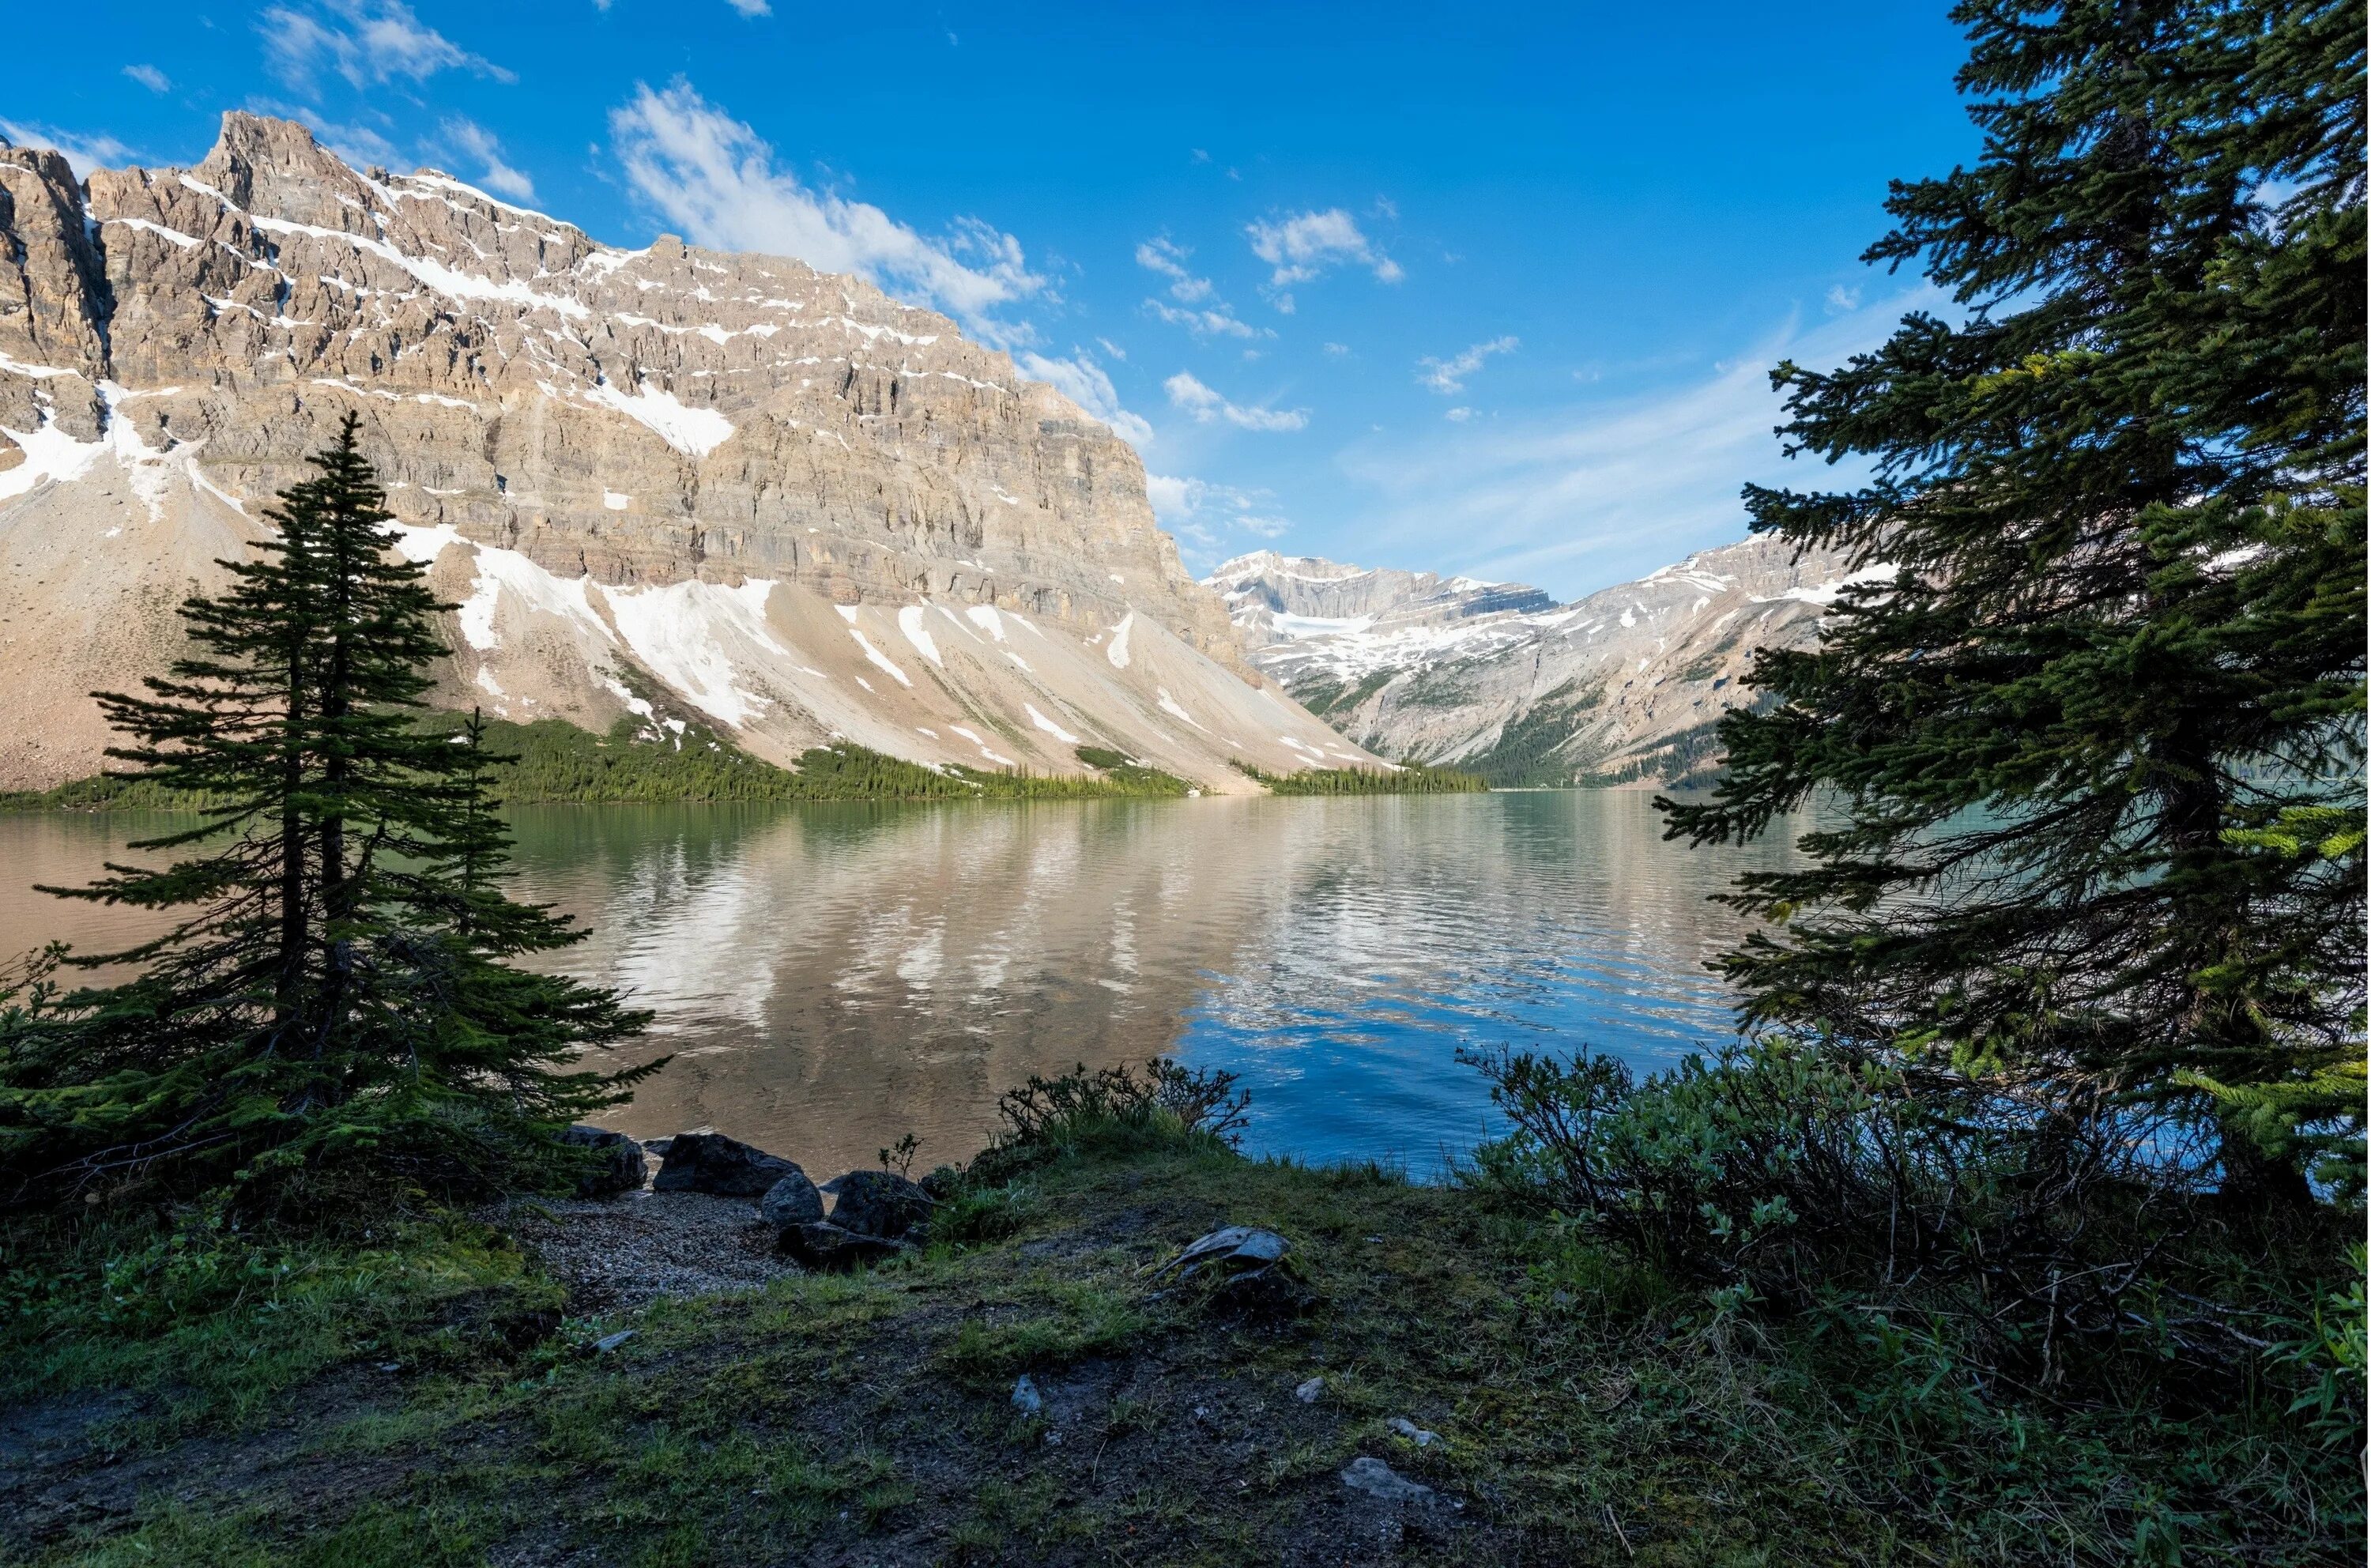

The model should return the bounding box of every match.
[1463,1038,2367,1561]
[966,1058,1250,1185]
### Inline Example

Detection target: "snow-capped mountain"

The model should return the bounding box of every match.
[0,114,1372,791]
[1206,537,1881,786]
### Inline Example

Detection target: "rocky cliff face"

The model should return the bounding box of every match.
[1208,537,1878,786]
[0,114,1369,790]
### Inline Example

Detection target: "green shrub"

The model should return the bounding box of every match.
[966,1058,1250,1185]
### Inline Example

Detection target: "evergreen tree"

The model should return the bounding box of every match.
[0,416,651,1204]
[1662,1,2365,1200]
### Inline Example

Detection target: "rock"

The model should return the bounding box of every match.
[825,1170,934,1241]
[782,1220,908,1270]
[1153,1224,1290,1282]
[594,1329,637,1354]
[560,1125,647,1197]
[1295,1376,1326,1403]
[1340,1457,1435,1504]
[759,1170,825,1231]
[1388,1417,1442,1448]
[1011,1375,1043,1415]
[1151,1225,1307,1310]
[651,1132,802,1198]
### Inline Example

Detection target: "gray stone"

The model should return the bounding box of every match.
[824,1169,934,1241]
[594,1330,637,1354]
[1010,1375,1043,1415]
[651,1132,801,1198]
[560,1125,646,1197]
[1388,1417,1442,1448]
[1295,1376,1326,1403]
[782,1220,908,1269]
[760,1170,825,1231]
[1340,1457,1434,1504]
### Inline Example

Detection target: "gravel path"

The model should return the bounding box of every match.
[489,1189,802,1312]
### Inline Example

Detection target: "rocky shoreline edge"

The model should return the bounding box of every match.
[490,1126,940,1313]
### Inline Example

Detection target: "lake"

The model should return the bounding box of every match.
[0,792,1807,1177]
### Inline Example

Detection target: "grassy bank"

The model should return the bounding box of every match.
[6,1094,2349,1566]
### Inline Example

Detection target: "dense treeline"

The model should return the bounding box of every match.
[1230,760,1487,795]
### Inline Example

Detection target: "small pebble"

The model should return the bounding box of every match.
[1011,1374,1044,1415]
[1388,1416,1441,1448]
[594,1329,637,1353]
[1295,1376,1325,1403]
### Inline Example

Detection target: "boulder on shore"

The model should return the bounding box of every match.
[824,1170,934,1242]
[560,1125,647,1197]
[760,1170,826,1231]
[782,1220,908,1269]
[651,1131,803,1198]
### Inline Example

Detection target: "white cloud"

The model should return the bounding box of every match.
[123,64,171,93]
[261,0,514,92]
[607,79,1046,344]
[1135,238,1268,340]
[1163,371,1308,432]
[1418,334,1517,394]
[1144,299,1266,341]
[1145,473,1292,562]
[1338,287,1943,597]
[1095,337,1127,361]
[1322,341,1351,357]
[1245,208,1401,289]
[0,120,138,178]
[724,0,771,13]
[1135,237,1212,302]
[1014,349,1152,447]
[1825,283,1862,313]
[437,117,536,203]
[1445,407,1474,422]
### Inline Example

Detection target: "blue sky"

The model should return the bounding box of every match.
[8,2,1976,600]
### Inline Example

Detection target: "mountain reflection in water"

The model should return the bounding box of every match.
[0,792,1808,1176]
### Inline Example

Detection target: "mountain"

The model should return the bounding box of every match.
[0,114,1374,791]
[1205,537,1880,786]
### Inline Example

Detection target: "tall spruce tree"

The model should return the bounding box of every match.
[1662,0,2365,1200]
[0,416,650,1204]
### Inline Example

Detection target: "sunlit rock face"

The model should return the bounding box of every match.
[1208,536,1880,786]
[0,113,1369,790]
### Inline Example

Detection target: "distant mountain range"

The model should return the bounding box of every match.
[1207,537,1884,787]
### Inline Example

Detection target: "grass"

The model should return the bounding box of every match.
[3,1094,2357,1566]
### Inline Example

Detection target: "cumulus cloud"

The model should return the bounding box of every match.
[1163,371,1308,432]
[1338,286,1944,596]
[262,0,514,92]
[1445,406,1474,422]
[1418,334,1517,394]
[1825,283,1863,313]
[1245,208,1401,289]
[123,64,171,93]
[436,117,537,204]
[0,120,138,177]
[608,80,1046,343]
[724,0,771,13]
[1014,349,1153,447]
